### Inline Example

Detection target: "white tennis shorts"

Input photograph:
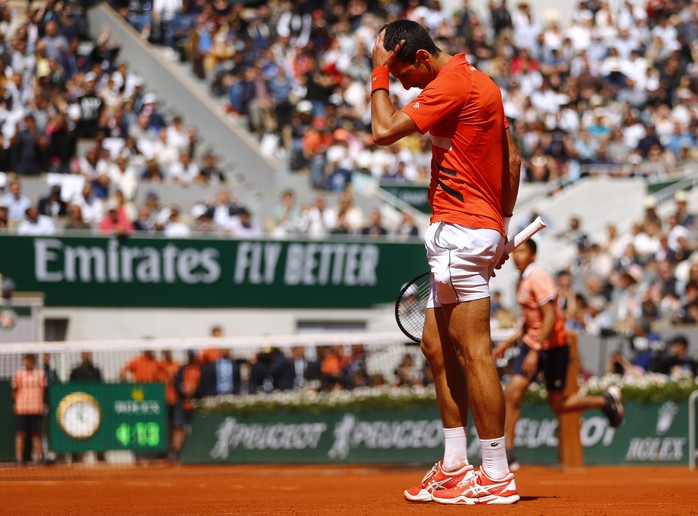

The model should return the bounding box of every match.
[425,222,504,308]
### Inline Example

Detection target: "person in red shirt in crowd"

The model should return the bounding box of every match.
[12,354,48,465]
[492,239,625,471]
[120,350,161,383]
[99,200,134,235]
[371,20,520,504]
[200,325,224,365]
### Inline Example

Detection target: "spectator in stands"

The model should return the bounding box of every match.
[396,212,420,240]
[197,152,226,184]
[248,347,294,393]
[198,349,241,397]
[674,190,696,228]
[318,345,344,392]
[99,200,133,235]
[225,208,262,238]
[12,354,47,466]
[71,182,103,226]
[141,157,165,182]
[169,150,199,185]
[120,350,161,382]
[163,205,192,238]
[652,334,696,377]
[17,206,56,235]
[200,325,223,365]
[289,346,321,391]
[270,189,301,237]
[69,352,102,381]
[360,209,387,237]
[1,179,32,223]
[0,205,10,233]
[38,185,68,218]
[80,147,110,199]
[108,155,138,201]
[13,114,48,175]
[76,74,105,139]
[170,349,200,461]
[394,353,423,387]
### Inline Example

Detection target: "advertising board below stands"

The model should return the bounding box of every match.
[0,235,426,308]
[180,400,694,466]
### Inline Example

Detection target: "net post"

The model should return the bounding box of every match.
[558,330,583,470]
[689,390,698,471]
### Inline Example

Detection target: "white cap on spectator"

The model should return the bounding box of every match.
[643,196,657,208]
[191,204,208,219]
[85,72,97,82]
[142,93,158,105]
[675,190,689,202]
[296,100,313,114]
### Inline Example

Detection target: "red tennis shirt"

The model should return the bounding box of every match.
[401,53,506,234]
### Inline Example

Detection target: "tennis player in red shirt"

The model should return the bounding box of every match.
[371,20,521,504]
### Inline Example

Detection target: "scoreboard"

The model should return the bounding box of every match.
[49,383,168,454]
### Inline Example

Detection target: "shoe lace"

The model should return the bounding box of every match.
[456,469,481,489]
[421,463,440,485]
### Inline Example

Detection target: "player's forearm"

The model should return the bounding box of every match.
[501,126,521,218]
[371,90,417,146]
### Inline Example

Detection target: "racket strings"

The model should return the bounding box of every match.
[396,274,431,342]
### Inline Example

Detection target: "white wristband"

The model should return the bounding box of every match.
[503,216,512,235]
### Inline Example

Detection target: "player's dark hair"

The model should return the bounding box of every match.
[380,20,440,63]
[524,238,537,255]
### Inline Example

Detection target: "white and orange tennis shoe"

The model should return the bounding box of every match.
[431,468,519,505]
[403,461,475,502]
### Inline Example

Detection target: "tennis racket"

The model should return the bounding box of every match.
[395,216,547,343]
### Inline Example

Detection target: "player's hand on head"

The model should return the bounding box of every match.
[372,29,405,68]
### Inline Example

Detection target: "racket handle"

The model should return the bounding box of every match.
[503,216,547,254]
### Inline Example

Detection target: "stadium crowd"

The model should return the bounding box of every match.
[114,0,698,189]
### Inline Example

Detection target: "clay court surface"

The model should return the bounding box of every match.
[1,463,697,515]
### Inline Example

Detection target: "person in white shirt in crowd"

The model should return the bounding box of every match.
[166,115,191,153]
[225,208,262,239]
[163,205,191,238]
[169,151,200,186]
[211,189,244,230]
[153,128,179,171]
[0,91,26,141]
[325,191,364,234]
[79,147,111,198]
[0,179,32,222]
[71,182,104,226]
[108,155,138,201]
[270,189,302,237]
[17,206,56,236]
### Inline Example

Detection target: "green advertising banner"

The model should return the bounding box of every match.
[0,381,15,462]
[181,400,692,466]
[0,235,426,308]
[380,183,431,214]
[48,382,168,454]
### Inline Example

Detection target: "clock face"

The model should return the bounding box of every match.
[57,392,102,439]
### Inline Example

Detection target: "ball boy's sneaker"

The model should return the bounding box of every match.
[603,385,625,428]
[432,468,519,505]
[404,461,475,502]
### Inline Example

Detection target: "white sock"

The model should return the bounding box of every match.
[442,426,468,472]
[480,436,509,479]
